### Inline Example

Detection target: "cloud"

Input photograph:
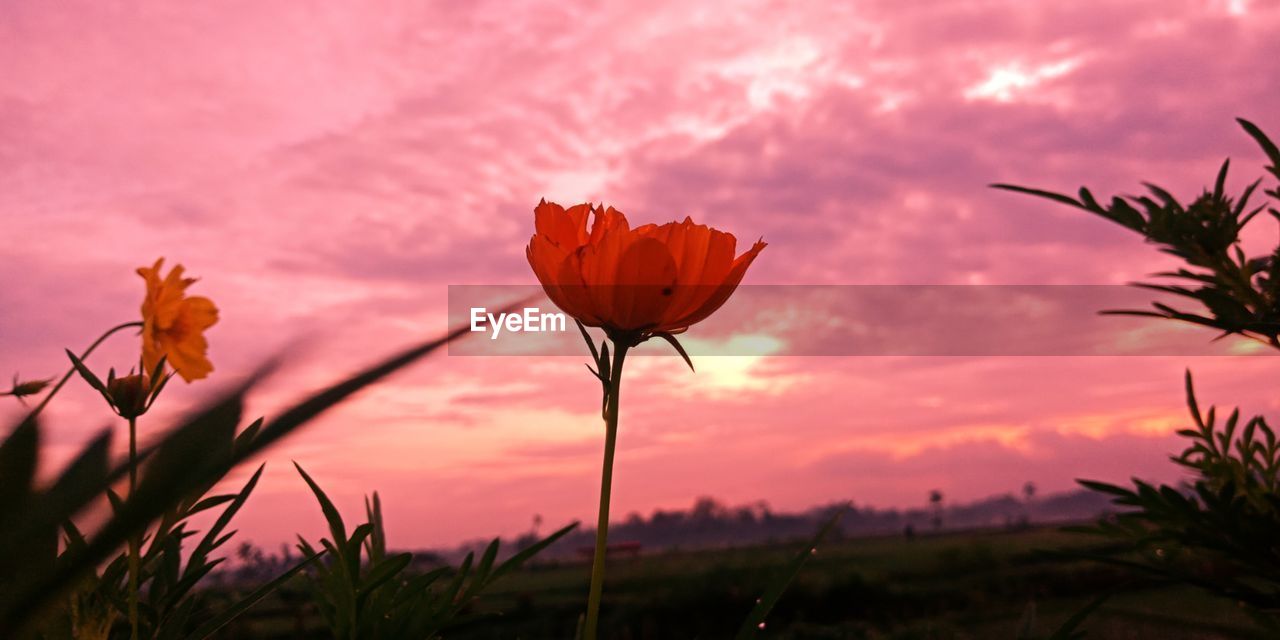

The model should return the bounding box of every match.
[3,0,1280,546]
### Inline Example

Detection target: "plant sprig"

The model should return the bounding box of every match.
[995,119,1280,347]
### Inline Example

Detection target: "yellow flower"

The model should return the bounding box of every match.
[138,258,218,382]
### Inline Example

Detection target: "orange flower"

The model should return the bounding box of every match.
[138,258,218,382]
[526,200,765,343]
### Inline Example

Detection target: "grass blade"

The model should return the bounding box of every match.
[186,549,324,640]
[1049,590,1112,640]
[734,506,846,640]
[294,463,347,550]
[487,522,578,585]
[240,297,533,464]
[0,417,38,517]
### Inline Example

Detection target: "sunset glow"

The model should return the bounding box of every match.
[5,0,1280,552]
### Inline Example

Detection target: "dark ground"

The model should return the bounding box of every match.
[210,526,1265,639]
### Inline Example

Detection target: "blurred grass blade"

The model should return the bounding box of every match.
[0,422,111,630]
[0,417,38,520]
[241,297,533,464]
[0,310,498,636]
[27,429,111,542]
[734,505,846,640]
[2,371,261,633]
[186,549,324,640]
[0,417,42,625]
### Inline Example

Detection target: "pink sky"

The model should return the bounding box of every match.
[4,0,1280,548]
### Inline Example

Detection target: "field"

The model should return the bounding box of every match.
[216,526,1262,639]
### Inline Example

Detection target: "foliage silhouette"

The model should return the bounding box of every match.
[995,118,1280,348]
[998,118,1280,630]
[0,309,515,638]
[293,463,577,639]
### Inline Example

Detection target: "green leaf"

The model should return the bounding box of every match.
[487,522,578,585]
[189,464,265,570]
[442,552,474,606]
[241,299,530,464]
[1076,479,1132,497]
[654,332,695,372]
[393,567,451,608]
[1185,370,1201,426]
[294,463,347,549]
[2,427,109,556]
[185,549,324,640]
[346,523,374,579]
[990,183,1086,208]
[364,492,386,562]
[0,417,38,519]
[232,418,264,458]
[148,355,168,384]
[735,506,847,640]
[1050,589,1115,640]
[1239,118,1280,174]
[1212,159,1230,201]
[185,494,236,518]
[0,390,248,635]
[475,539,500,583]
[358,553,412,605]
[576,319,600,366]
[65,349,107,395]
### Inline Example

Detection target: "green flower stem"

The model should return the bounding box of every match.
[28,320,143,417]
[127,414,141,640]
[584,342,628,640]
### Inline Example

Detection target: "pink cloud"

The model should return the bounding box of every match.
[3,0,1280,547]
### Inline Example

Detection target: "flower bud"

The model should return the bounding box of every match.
[4,376,52,401]
[107,373,151,419]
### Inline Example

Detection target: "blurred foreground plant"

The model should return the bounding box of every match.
[997,118,1280,625]
[1,278,521,638]
[294,464,576,639]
